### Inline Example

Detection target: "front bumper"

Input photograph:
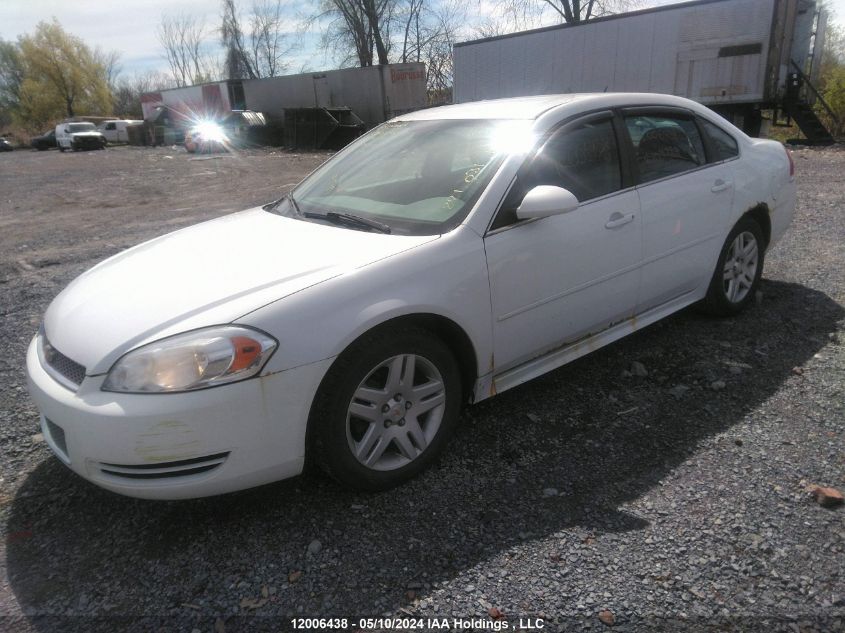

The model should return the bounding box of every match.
[25,336,333,499]
[72,136,104,150]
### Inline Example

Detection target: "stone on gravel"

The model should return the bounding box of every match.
[307,539,322,555]
[630,361,648,377]
[542,487,558,497]
[669,384,689,398]
[710,380,726,391]
[30,433,43,444]
[288,570,303,583]
[240,597,267,610]
[488,606,505,619]
[598,609,615,626]
[809,486,844,508]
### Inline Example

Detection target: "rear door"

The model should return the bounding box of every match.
[622,108,735,312]
[484,112,643,373]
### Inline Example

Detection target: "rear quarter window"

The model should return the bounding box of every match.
[701,119,739,162]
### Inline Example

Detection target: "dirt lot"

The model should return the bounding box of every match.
[0,144,843,632]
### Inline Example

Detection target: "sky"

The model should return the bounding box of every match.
[1,0,843,81]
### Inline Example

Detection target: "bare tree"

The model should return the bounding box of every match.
[94,48,122,90]
[418,1,466,103]
[399,0,424,63]
[393,0,463,101]
[221,0,294,79]
[313,0,394,67]
[112,70,175,117]
[221,0,257,78]
[250,0,293,77]
[157,13,217,86]
[496,0,643,27]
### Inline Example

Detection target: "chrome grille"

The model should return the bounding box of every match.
[96,452,230,481]
[42,336,86,387]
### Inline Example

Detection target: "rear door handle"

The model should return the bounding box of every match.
[605,212,636,229]
[711,179,733,193]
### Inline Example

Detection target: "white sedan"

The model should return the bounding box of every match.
[26,94,796,499]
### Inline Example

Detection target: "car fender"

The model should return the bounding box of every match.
[238,225,493,385]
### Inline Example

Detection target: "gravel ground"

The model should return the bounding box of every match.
[0,144,843,633]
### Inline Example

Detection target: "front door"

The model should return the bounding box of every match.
[485,113,643,374]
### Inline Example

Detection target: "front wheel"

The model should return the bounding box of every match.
[309,327,462,491]
[700,216,765,316]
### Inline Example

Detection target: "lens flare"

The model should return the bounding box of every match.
[488,121,537,156]
[195,121,227,143]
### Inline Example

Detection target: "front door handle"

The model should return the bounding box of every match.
[711,179,733,193]
[605,212,636,229]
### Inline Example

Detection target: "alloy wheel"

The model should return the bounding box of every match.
[345,353,446,471]
[722,230,758,304]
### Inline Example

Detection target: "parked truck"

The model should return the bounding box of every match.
[453,0,835,143]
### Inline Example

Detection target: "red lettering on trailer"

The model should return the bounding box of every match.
[390,68,425,83]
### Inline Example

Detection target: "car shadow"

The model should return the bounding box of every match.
[6,279,844,632]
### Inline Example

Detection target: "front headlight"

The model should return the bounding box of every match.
[102,326,277,393]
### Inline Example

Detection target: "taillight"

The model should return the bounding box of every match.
[786,146,795,178]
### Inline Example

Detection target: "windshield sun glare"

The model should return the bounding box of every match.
[280,119,528,236]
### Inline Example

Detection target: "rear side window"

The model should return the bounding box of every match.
[701,119,739,161]
[625,115,706,184]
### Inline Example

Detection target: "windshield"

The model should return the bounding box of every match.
[68,123,96,132]
[273,119,531,236]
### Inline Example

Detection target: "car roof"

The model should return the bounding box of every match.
[396,93,711,122]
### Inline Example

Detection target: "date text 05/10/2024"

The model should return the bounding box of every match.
[290,617,546,630]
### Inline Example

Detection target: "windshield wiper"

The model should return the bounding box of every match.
[304,211,391,234]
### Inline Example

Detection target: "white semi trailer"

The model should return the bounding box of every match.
[141,63,426,130]
[453,0,834,143]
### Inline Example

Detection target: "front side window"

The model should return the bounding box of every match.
[700,119,739,162]
[625,115,705,183]
[272,119,529,236]
[530,118,622,202]
[491,117,622,230]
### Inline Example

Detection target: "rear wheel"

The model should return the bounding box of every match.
[309,327,462,491]
[700,216,765,316]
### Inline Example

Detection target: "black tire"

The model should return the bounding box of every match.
[700,216,765,316]
[308,326,462,491]
[58,146,65,152]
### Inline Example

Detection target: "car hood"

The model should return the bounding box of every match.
[44,208,438,374]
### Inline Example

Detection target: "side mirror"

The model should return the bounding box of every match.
[516,185,580,220]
